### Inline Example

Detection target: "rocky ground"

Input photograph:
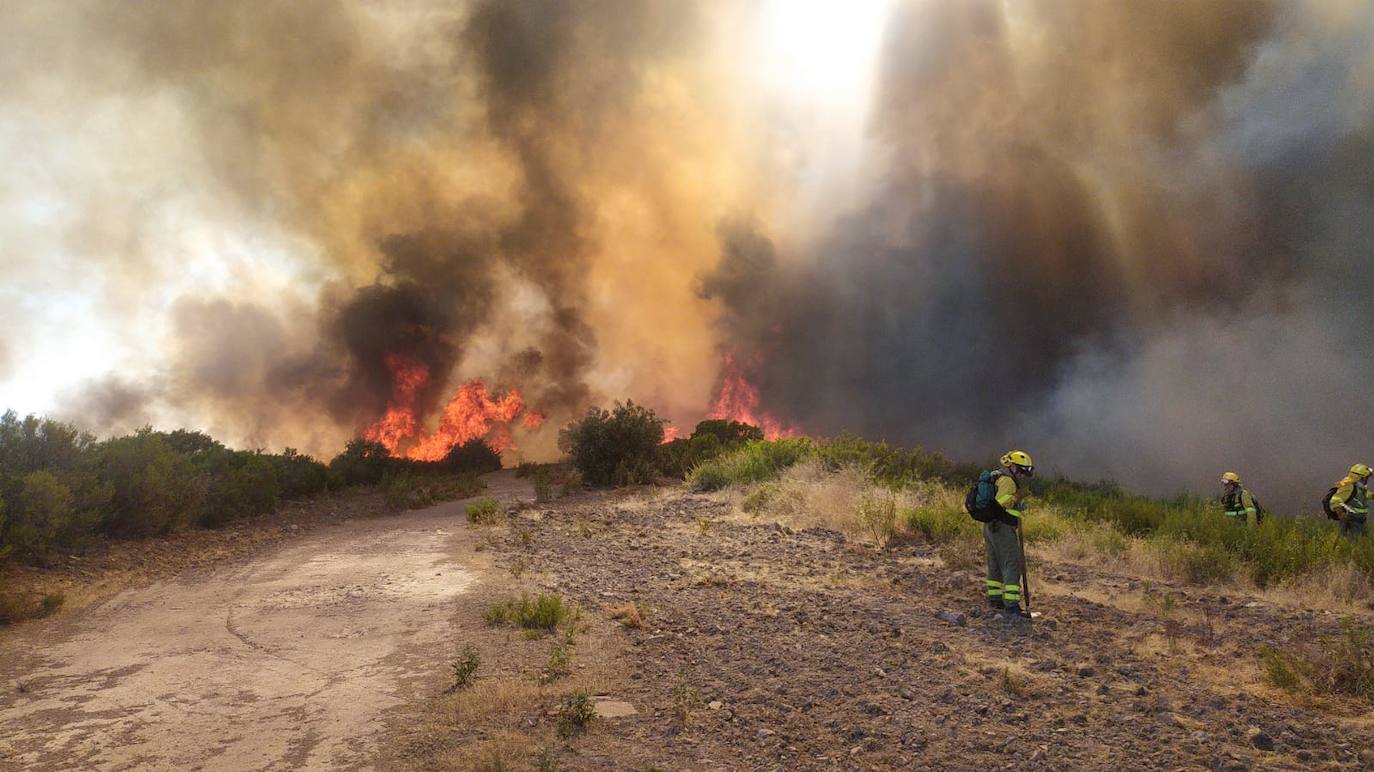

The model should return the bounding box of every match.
[398,485,1374,770]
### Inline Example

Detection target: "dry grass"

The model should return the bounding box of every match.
[743,461,922,547]
[1267,563,1374,610]
[440,730,534,770]
[608,603,644,628]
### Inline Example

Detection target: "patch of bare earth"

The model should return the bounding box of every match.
[388,485,1374,769]
[0,473,532,770]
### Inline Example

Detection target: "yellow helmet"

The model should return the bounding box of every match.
[1221,471,1241,484]
[1352,463,1372,479]
[1001,450,1034,474]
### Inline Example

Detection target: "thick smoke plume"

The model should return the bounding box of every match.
[2,1,1371,506]
[709,1,1374,508]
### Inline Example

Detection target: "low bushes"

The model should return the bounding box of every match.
[815,433,979,487]
[384,472,484,512]
[483,593,571,631]
[657,420,763,478]
[0,408,505,578]
[687,438,814,491]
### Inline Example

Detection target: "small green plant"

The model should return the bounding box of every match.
[670,676,702,725]
[519,527,534,549]
[466,497,503,524]
[1260,646,1302,692]
[483,594,571,633]
[510,558,528,579]
[448,644,481,691]
[40,592,64,617]
[696,515,713,534]
[544,640,573,681]
[482,604,509,626]
[534,744,561,772]
[558,691,597,738]
[1140,583,1179,618]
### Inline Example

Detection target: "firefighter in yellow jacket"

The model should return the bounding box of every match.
[984,450,1034,619]
[1330,463,1372,539]
[1220,472,1259,526]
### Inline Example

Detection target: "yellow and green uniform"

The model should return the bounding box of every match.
[1222,487,1258,527]
[1331,476,1370,539]
[984,473,1026,608]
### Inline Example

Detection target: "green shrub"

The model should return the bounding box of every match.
[328,437,394,487]
[1020,510,1069,544]
[545,639,573,681]
[0,412,110,560]
[483,593,570,632]
[558,691,596,738]
[466,497,503,524]
[7,471,75,562]
[442,439,502,476]
[449,644,481,691]
[686,462,731,492]
[197,450,280,527]
[903,504,978,545]
[560,401,665,487]
[98,430,206,537]
[271,448,329,499]
[693,419,765,445]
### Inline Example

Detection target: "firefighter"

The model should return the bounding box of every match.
[984,450,1034,619]
[1220,472,1259,526]
[1330,463,1372,539]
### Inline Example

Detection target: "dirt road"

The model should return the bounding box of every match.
[0,474,530,771]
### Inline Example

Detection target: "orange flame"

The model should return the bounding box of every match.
[364,354,536,460]
[660,424,682,444]
[707,352,796,440]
